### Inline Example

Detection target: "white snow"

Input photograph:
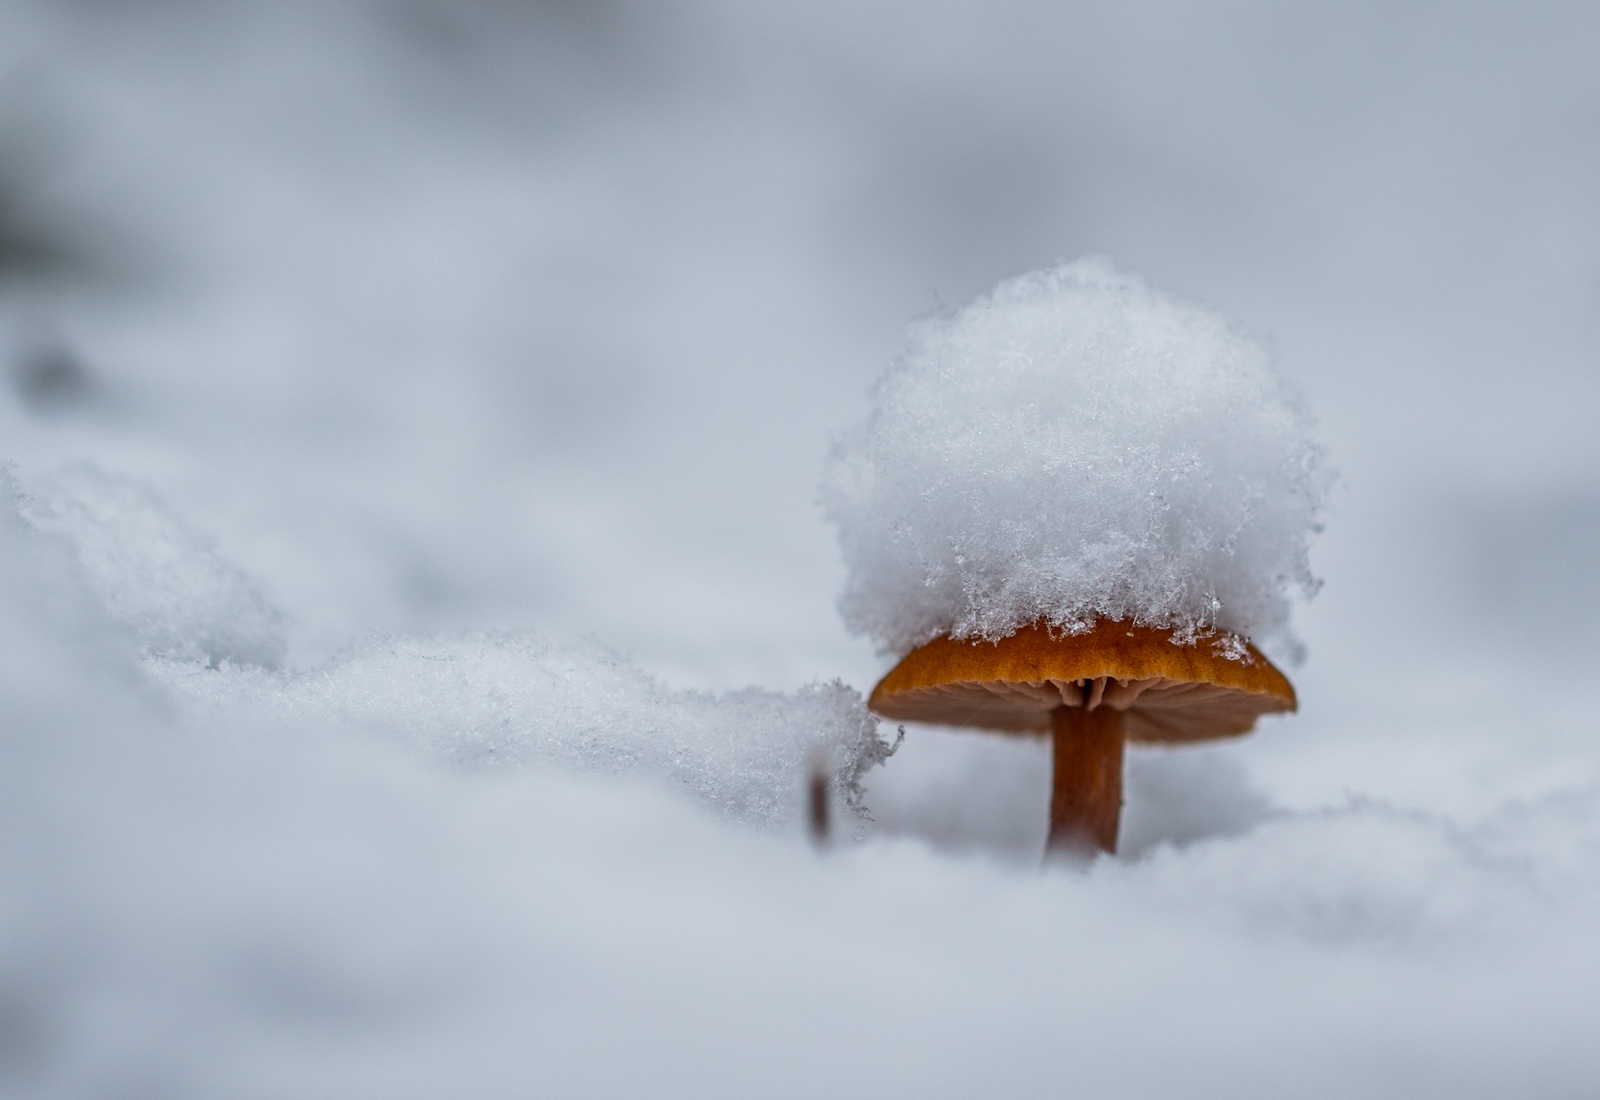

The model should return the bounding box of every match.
[152,633,893,829]
[19,464,288,668]
[3,1,1600,1097]
[5,489,1600,1099]
[5,465,891,830]
[823,258,1328,657]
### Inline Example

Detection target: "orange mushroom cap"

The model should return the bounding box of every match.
[868,619,1295,744]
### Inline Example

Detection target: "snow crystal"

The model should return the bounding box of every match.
[152,636,895,830]
[822,258,1329,656]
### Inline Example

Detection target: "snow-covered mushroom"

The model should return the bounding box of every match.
[868,619,1295,856]
[826,260,1325,857]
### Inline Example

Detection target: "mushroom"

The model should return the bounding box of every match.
[868,618,1295,858]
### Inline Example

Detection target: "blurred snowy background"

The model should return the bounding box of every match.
[3,1,1599,1096]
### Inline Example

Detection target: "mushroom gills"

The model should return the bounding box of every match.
[872,675,1281,742]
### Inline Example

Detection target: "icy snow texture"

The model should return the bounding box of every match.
[18,465,288,668]
[823,259,1328,656]
[7,470,891,831]
[154,636,892,829]
[1,445,894,843]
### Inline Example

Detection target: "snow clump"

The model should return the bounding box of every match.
[822,258,1328,657]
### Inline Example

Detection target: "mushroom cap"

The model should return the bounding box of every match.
[868,620,1296,744]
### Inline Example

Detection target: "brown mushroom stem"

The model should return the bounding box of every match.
[1046,704,1125,857]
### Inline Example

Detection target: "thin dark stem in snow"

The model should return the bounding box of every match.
[808,749,830,848]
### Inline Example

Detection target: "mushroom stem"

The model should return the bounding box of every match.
[1046,704,1125,858]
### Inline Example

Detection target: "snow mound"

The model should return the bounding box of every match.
[4,464,892,833]
[153,636,895,830]
[822,258,1328,657]
[18,464,288,668]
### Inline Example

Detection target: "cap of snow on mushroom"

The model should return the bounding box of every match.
[822,258,1327,857]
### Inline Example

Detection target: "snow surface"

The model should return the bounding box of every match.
[823,258,1327,657]
[5,461,893,829]
[6,477,1600,1098]
[4,1,1600,1097]
[154,631,893,829]
[19,464,288,668]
